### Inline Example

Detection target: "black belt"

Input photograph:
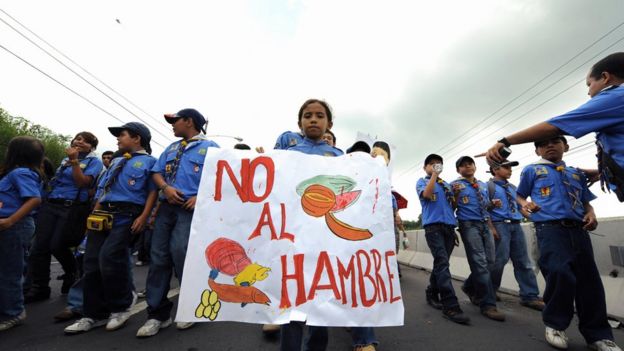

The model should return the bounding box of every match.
[538,219,584,228]
[100,202,143,214]
[424,223,456,229]
[47,198,89,207]
[493,219,521,224]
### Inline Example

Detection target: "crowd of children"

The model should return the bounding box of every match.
[1,53,624,351]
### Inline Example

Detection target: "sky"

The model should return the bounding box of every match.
[1,0,623,220]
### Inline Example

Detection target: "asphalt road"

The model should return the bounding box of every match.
[2,261,622,351]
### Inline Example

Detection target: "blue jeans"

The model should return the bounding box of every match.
[0,217,35,319]
[280,322,328,351]
[146,203,193,321]
[351,327,378,347]
[83,214,135,319]
[459,220,496,309]
[424,224,459,310]
[535,222,613,343]
[490,222,540,302]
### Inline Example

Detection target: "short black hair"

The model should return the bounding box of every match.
[324,130,336,145]
[589,52,624,80]
[234,143,251,150]
[298,99,333,122]
[534,135,567,148]
[102,150,114,157]
[73,131,98,150]
[125,129,152,154]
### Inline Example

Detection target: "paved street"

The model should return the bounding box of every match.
[2,262,622,350]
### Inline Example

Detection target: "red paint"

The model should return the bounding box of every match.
[385,250,401,303]
[248,202,294,242]
[280,254,306,308]
[308,251,341,301]
[214,157,275,203]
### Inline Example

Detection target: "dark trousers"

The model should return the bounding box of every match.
[280,322,328,351]
[27,202,79,292]
[83,214,134,320]
[424,224,459,310]
[534,222,613,343]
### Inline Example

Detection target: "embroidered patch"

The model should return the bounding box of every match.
[431,194,437,201]
[133,161,143,168]
[289,138,297,146]
[128,179,136,186]
[572,174,580,181]
[79,163,87,169]
[194,164,200,173]
[462,196,470,204]
[198,148,207,155]
[536,167,549,176]
[324,152,333,157]
[165,164,172,173]
[540,186,551,197]
[171,144,179,151]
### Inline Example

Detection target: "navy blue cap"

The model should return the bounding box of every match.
[164,108,207,133]
[456,155,475,169]
[424,153,443,165]
[108,122,152,147]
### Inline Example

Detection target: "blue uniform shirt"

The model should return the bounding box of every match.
[517,161,596,222]
[287,137,343,156]
[548,85,624,170]
[488,179,523,221]
[98,153,157,205]
[48,155,103,202]
[0,168,42,218]
[451,178,490,222]
[274,131,304,150]
[152,136,220,200]
[416,177,456,226]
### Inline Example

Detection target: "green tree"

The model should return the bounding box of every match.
[0,107,70,168]
[403,214,422,230]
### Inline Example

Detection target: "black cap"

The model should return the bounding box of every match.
[534,135,567,148]
[456,155,475,169]
[346,141,371,154]
[108,122,152,154]
[164,108,207,133]
[424,153,443,165]
[488,160,520,173]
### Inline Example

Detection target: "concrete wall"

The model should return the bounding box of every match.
[397,217,624,321]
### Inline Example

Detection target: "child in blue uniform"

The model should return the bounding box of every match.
[516,136,621,351]
[0,137,44,331]
[137,108,219,338]
[452,156,505,321]
[416,154,469,324]
[487,160,544,311]
[65,122,157,334]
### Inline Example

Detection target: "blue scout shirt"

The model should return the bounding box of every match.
[488,179,523,221]
[548,85,624,170]
[416,176,456,226]
[98,153,157,205]
[392,194,398,211]
[0,168,42,218]
[287,137,343,156]
[274,131,304,150]
[516,160,596,222]
[48,154,103,202]
[450,178,490,222]
[152,135,220,200]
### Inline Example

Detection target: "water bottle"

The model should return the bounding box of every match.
[433,163,443,174]
[402,236,410,250]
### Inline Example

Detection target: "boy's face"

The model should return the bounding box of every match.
[298,102,332,140]
[102,154,113,168]
[322,132,335,146]
[586,72,608,98]
[457,161,476,177]
[171,117,194,138]
[424,161,441,176]
[117,130,139,152]
[493,165,512,179]
[535,138,568,162]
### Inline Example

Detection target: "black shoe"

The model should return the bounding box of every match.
[426,291,443,310]
[461,285,480,306]
[443,308,470,325]
[61,274,76,294]
[24,288,50,304]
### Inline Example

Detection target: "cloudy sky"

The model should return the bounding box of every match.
[1,0,623,220]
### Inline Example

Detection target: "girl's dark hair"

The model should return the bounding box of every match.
[73,131,99,150]
[372,141,391,160]
[126,129,152,155]
[324,130,336,144]
[0,136,45,178]
[589,52,624,80]
[41,157,55,181]
[298,99,333,122]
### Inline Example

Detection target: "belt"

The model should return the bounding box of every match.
[100,202,143,214]
[424,223,456,229]
[47,198,88,207]
[493,219,521,224]
[538,219,584,228]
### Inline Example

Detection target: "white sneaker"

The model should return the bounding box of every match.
[262,324,281,335]
[64,318,107,334]
[106,291,138,331]
[545,326,569,349]
[136,318,172,338]
[588,340,622,351]
[0,310,26,331]
[176,321,195,330]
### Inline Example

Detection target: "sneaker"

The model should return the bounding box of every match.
[64,318,107,334]
[354,345,376,351]
[545,326,568,349]
[0,311,26,331]
[588,340,622,351]
[426,291,443,310]
[135,261,145,267]
[106,311,131,331]
[521,299,545,311]
[137,289,147,298]
[481,307,505,321]
[136,318,172,338]
[23,288,50,304]
[54,307,81,322]
[262,324,281,335]
[442,308,470,325]
[176,321,195,330]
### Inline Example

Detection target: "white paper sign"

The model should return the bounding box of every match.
[176,149,404,326]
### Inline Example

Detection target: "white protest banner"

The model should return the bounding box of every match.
[176,149,404,326]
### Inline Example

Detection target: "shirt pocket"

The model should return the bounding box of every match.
[187,152,206,175]
[535,179,554,198]
[127,168,147,188]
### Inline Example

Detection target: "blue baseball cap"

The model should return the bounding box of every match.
[164,108,207,133]
[108,122,152,154]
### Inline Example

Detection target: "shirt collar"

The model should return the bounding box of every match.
[533,158,566,168]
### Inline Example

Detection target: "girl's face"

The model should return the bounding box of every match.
[322,132,335,146]
[116,130,139,151]
[298,102,332,140]
[72,135,94,153]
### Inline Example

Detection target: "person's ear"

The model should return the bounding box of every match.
[602,71,611,83]
[297,120,302,130]
[535,148,540,156]
[327,120,333,131]
[564,143,570,152]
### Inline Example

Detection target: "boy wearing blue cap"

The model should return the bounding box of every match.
[65,122,157,334]
[516,136,620,351]
[452,156,505,321]
[416,154,469,325]
[137,108,219,338]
